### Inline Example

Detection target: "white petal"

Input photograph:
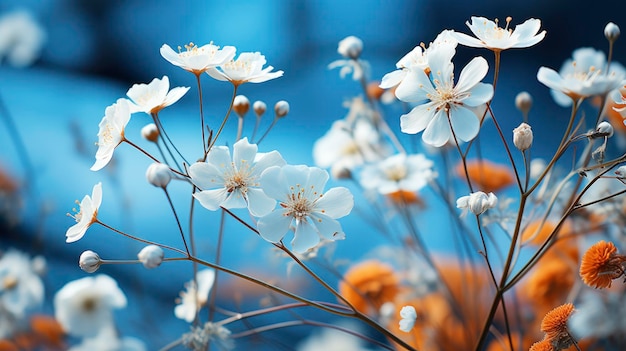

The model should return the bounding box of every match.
[400,103,437,134]
[233,137,257,167]
[314,187,353,218]
[537,67,565,92]
[395,70,433,103]
[380,69,406,89]
[252,150,286,177]
[448,106,480,143]
[451,32,485,48]
[309,213,343,240]
[163,86,190,107]
[246,188,276,217]
[91,183,102,210]
[207,146,232,171]
[188,162,224,190]
[305,167,329,196]
[455,56,489,93]
[194,188,228,211]
[160,44,183,68]
[291,220,320,253]
[422,110,451,147]
[257,210,292,243]
[463,83,493,106]
[260,166,288,200]
[221,190,247,209]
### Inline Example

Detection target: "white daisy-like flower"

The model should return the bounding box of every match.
[126,76,189,115]
[360,153,435,194]
[395,43,494,147]
[175,269,215,323]
[66,182,102,243]
[91,98,131,171]
[453,16,546,51]
[160,42,236,75]
[206,52,283,85]
[399,305,417,332]
[257,165,354,253]
[456,191,498,216]
[0,10,46,67]
[188,138,285,217]
[538,47,626,107]
[0,250,44,318]
[54,274,127,338]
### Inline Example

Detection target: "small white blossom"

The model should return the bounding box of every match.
[0,10,46,67]
[183,322,234,351]
[175,270,215,323]
[206,52,283,85]
[513,122,533,151]
[137,245,164,269]
[0,250,44,318]
[360,153,435,194]
[91,99,131,171]
[453,16,546,51]
[79,250,101,273]
[68,324,146,351]
[126,76,189,115]
[337,36,363,59]
[399,305,417,332]
[456,191,498,216]
[66,183,102,243]
[160,42,236,75]
[145,163,172,188]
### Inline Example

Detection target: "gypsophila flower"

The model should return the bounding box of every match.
[329,35,371,81]
[66,183,102,243]
[456,191,498,216]
[145,163,172,188]
[0,10,46,67]
[175,270,215,323]
[452,16,546,51]
[91,99,131,171]
[257,165,354,253]
[137,245,164,269]
[126,76,189,115]
[79,250,101,273]
[54,274,127,338]
[398,305,417,332]
[160,42,236,75]
[189,137,285,217]
[395,42,493,147]
[0,250,44,318]
[207,52,283,85]
[360,153,435,194]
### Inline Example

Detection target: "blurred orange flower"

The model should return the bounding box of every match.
[339,260,400,314]
[456,160,514,193]
[579,240,625,289]
[523,258,575,311]
[386,190,424,207]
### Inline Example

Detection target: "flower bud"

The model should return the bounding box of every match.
[233,95,250,118]
[274,100,289,118]
[605,22,620,42]
[337,36,363,59]
[596,121,614,137]
[616,165,626,178]
[146,163,172,188]
[79,250,101,273]
[137,245,164,269]
[515,91,533,114]
[513,122,533,151]
[141,123,159,143]
[456,192,497,216]
[253,100,266,117]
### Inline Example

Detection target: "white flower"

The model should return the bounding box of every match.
[513,122,533,151]
[206,52,283,85]
[183,322,234,351]
[145,163,172,188]
[79,250,101,273]
[337,36,363,59]
[126,76,189,115]
[395,43,493,147]
[0,10,46,67]
[91,99,131,171]
[189,138,285,217]
[453,16,546,51]
[257,165,354,253]
[68,324,146,351]
[175,270,215,323]
[456,191,498,216]
[538,47,625,107]
[66,183,102,243]
[160,42,236,75]
[360,153,435,194]
[328,58,369,81]
[399,305,417,332]
[0,250,44,318]
[54,274,127,338]
[137,245,164,269]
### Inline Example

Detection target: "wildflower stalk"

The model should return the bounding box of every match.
[208,85,238,152]
[195,73,207,155]
[162,188,191,256]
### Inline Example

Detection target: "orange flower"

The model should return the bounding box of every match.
[386,190,424,207]
[0,340,18,351]
[579,240,625,289]
[30,314,65,348]
[339,260,400,314]
[524,259,575,310]
[456,160,514,193]
[540,303,575,348]
[529,339,553,351]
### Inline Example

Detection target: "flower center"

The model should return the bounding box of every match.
[281,184,322,221]
[223,160,255,194]
[2,275,18,290]
[81,297,98,312]
[384,163,407,182]
[177,42,219,58]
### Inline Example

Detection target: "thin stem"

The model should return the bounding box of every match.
[0,92,35,190]
[195,73,207,155]
[95,220,187,256]
[163,188,191,256]
[208,85,238,151]
[123,138,187,177]
[208,209,227,322]
[236,116,244,141]
[256,117,277,145]
[151,113,188,171]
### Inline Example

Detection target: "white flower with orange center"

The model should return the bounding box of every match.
[126,75,189,115]
[206,52,283,86]
[453,16,546,51]
[360,153,435,194]
[66,183,102,243]
[91,98,131,171]
[160,42,236,75]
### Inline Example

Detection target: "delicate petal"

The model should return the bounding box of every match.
[221,190,247,209]
[451,32,485,48]
[464,83,494,106]
[448,106,480,142]
[246,188,276,217]
[380,69,406,89]
[395,70,434,103]
[400,103,436,134]
[207,146,232,170]
[422,110,451,147]
[455,56,489,93]
[310,213,344,240]
[194,188,229,211]
[292,220,320,253]
[188,162,225,190]
[257,210,292,243]
[232,137,257,166]
[259,166,289,199]
[314,187,353,218]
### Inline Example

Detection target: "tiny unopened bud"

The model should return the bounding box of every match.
[146,163,172,188]
[605,22,620,42]
[274,100,289,118]
[233,95,250,118]
[253,100,266,117]
[137,245,164,269]
[337,36,363,59]
[596,121,614,137]
[513,122,533,151]
[367,81,385,101]
[79,250,101,273]
[515,91,533,114]
[457,192,498,216]
[31,256,47,276]
[141,123,159,142]
[615,165,626,178]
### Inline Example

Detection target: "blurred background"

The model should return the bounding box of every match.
[1,0,626,349]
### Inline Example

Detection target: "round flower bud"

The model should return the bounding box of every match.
[274,100,289,118]
[141,123,159,143]
[146,163,172,188]
[515,91,533,114]
[615,165,626,178]
[79,250,101,273]
[233,95,250,118]
[605,22,620,42]
[253,100,266,117]
[337,36,363,59]
[137,245,164,269]
[596,121,614,138]
[513,122,533,151]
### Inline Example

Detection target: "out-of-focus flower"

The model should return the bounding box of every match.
[569,289,626,339]
[513,122,533,151]
[538,47,625,107]
[91,99,131,171]
[360,153,435,195]
[54,274,127,338]
[140,123,159,142]
[522,258,575,311]
[338,260,400,314]
[137,245,164,269]
[66,183,102,243]
[0,10,46,67]
[257,165,353,253]
[207,52,283,85]
[253,100,266,117]
[453,16,546,51]
[189,138,285,217]
[79,250,101,273]
[337,36,363,59]
[126,76,189,115]
[233,95,250,118]
[399,305,417,332]
[395,43,493,147]
[274,100,290,118]
[145,163,172,189]
[182,322,234,351]
[540,303,576,349]
[297,322,375,351]
[579,240,625,289]
[456,191,497,216]
[160,42,235,75]
[605,22,620,42]
[456,160,514,193]
[515,91,533,114]
[0,250,44,318]
[68,324,146,351]
[175,270,215,323]
[328,36,371,81]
